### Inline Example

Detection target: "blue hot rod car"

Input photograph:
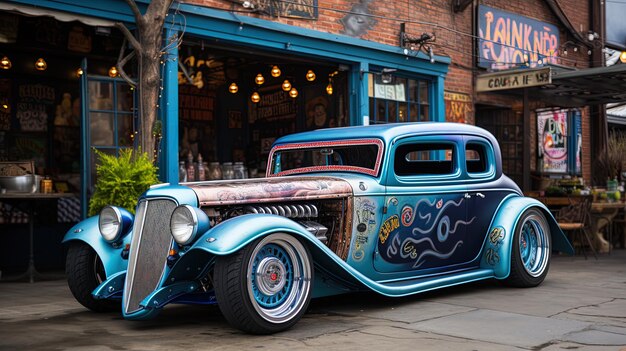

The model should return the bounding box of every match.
[64,122,573,334]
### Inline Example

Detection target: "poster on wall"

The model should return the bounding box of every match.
[537,110,568,173]
[444,91,472,124]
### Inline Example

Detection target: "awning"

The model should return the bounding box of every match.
[477,64,626,108]
[0,2,115,27]
[531,64,626,107]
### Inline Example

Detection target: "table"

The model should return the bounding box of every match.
[532,196,625,253]
[0,192,77,283]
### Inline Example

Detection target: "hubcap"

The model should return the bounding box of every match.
[255,256,287,295]
[519,214,549,277]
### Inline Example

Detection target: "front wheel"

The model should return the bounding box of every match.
[214,233,313,334]
[505,209,551,287]
[66,242,118,312]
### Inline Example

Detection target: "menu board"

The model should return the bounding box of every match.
[16,83,55,132]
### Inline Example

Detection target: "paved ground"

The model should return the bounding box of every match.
[1,251,626,351]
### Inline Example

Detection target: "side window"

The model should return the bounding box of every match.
[466,142,488,174]
[394,143,456,176]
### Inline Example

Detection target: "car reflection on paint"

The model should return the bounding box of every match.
[63,122,573,334]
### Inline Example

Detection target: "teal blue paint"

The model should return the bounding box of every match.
[161,27,179,183]
[355,62,369,125]
[434,76,446,122]
[92,270,126,299]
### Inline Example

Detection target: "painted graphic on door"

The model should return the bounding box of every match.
[377,195,476,270]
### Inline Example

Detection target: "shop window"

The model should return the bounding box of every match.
[394,143,456,176]
[537,109,582,175]
[368,73,430,124]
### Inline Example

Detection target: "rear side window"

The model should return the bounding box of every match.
[466,142,488,174]
[394,143,456,176]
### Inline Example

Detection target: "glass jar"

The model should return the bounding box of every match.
[233,162,246,179]
[178,161,187,182]
[222,162,234,180]
[208,162,221,180]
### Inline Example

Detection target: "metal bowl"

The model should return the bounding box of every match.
[0,175,42,193]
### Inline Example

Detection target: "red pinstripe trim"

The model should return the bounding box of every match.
[266,139,384,177]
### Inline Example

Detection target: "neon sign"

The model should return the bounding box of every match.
[478,6,560,70]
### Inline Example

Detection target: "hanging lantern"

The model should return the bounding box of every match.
[305,69,316,81]
[282,80,291,91]
[0,56,11,70]
[289,87,298,98]
[35,58,47,71]
[228,82,238,93]
[255,73,265,85]
[271,65,281,77]
[251,91,260,103]
[76,67,84,77]
[326,80,333,95]
[108,66,118,77]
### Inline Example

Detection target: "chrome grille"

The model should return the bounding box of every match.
[123,199,177,314]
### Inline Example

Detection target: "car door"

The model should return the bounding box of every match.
[463,136,514,261]
[374,135,473,274]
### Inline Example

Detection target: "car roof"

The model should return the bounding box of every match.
[274,122,498,146]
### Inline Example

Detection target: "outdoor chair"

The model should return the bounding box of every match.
[556,196,598,260]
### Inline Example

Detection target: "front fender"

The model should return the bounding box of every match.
[62,216,130,278]
[480,197,574,279]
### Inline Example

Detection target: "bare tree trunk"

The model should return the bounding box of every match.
[117,0,173,161]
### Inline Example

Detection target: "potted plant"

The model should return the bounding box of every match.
[88,149,158,216]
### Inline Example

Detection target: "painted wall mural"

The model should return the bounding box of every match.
[377,196,476,270]
[478,5,560,70]
[339,0,377,37]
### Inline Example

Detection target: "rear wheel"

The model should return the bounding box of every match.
[66,242,118,312]
[505,209,551,287]
[214,233,313,334]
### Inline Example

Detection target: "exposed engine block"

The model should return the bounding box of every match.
[244,204,318,218]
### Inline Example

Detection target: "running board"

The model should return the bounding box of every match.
[370,268,494,297]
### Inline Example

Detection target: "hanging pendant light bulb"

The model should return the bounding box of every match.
[76,67,84,77]
[271,65,281,77]
[289,87,298,98]
[282,79,291,91]
[326,79,333,95]
[620,51,626,63]
[305,69,316,81]
[0,56,11,70]
[35,58,47,71]
[251,91,260,103]
[108,66,118,77]
[228,82,238,93]
[255,73,265,85]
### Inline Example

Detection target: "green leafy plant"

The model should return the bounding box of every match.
[88,149,159,216]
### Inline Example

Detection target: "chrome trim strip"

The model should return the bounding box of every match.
[123,200,148,314]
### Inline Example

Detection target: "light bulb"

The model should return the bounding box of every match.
[228,82,238,93]
[108,66,118,77]
[306,70,316,81]
[282,80,291,91]
[271,65,281,77]
[255,73,265,85]
[0,56,11,70]
[76,68,84,77]
[289,87,298,98]
[620,51,626,63]
[326,81,333,95]
[35,58,47,71]
[251,91,260,103]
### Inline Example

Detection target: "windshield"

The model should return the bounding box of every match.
[268,139,384,177]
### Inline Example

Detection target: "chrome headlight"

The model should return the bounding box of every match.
[99,206,133,243]
[170,205,209,246]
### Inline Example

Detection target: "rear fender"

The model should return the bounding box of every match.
[480,197,573,279]
[62,216,130,278]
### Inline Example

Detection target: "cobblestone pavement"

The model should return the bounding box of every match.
[1,251,625,350]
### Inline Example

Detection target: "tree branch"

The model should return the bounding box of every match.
[123,0,144,24]
[115,22,142,54]
[117,40,138,86]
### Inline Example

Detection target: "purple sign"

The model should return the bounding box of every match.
[478,6,560,70]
